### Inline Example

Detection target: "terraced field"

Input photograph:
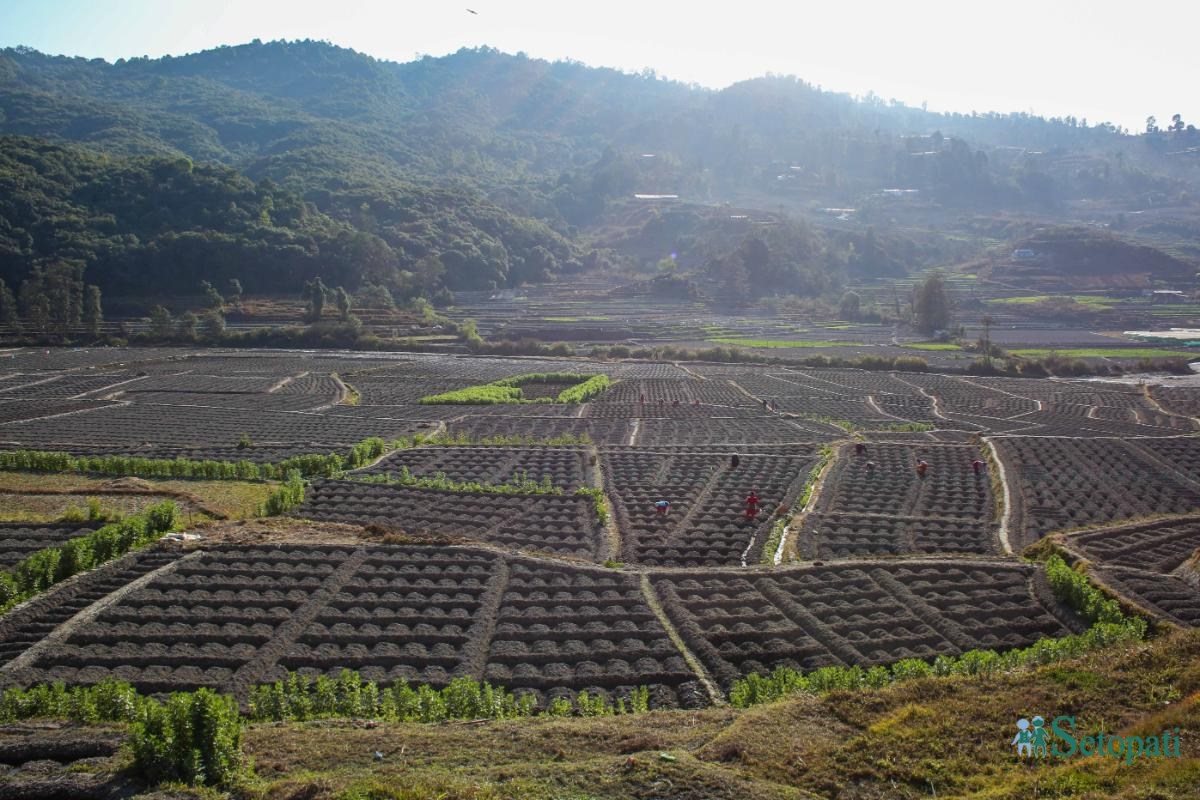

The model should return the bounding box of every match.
[0,346,1197,713]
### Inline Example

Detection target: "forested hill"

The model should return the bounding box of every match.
[0,135,580,295]
[0,40,1197,300]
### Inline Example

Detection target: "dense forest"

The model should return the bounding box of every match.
[0,39,1197,305]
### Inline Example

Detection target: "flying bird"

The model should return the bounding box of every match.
[466,8,478,13]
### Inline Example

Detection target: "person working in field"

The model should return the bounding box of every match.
[865,460,876,475]
[916,459,929,478]
[972,458,985,476]
[854,441,866,456]
[655,499,671,517]
[744,490,760,520]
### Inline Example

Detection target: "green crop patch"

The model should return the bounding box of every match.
[706,337,860,349]
[1009,348,1193,360]
[987,295,1119,306]
[903,342,962,351]
[419,373,611,404]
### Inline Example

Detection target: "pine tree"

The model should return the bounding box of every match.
[201,310,225,340]
[83,285,103,338]
[0,279,19,331]
[19,273,51,334]
[914,272,952,334]
[839,290,862,320]
[177,311,199,340]
[148,306,173,338]
[303,277,328,323]
[226,278,243,310]
[200,280,224,310]
[334,286,352,321]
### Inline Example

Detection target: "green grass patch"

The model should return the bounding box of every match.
[986,294,1119,306]
[707,337,860,349]
[349,469,563,497]
[903,342,962,351]
[419,373,611,405]
[542,315,612,322]
[1009,347,1193,359]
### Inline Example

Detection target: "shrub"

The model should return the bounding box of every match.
[247,670,643,723]
[728,556,1147,708]
[574,487,610,525]
[258,470,305,516]
[129,688,244,787]
[0,502,178,614]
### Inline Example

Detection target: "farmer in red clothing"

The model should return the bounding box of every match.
[744,490,761,521]
[916,459,929,478]
[972,458,985,476]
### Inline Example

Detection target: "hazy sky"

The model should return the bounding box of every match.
[2,0,1195,131]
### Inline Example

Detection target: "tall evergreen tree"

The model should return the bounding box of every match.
[226,278,243,310]
[83,285,103,338]
[177,311,199,340]
[303,277,328,323]
[200,280,224,310]
[19,272,50,334]
[201,310,225,340]
[148,305,173,338]
[334,286,352,321]
[913,272,953,334]
[0,279,19,331]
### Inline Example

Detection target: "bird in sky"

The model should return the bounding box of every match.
[466,8,478,14]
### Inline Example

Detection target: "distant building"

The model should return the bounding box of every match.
[1150,289,1187,303]
[1012,249,1038,262]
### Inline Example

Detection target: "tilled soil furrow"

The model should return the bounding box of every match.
[867,567,975,652]
[229,546,369,700]
[460,559,511,680]
[754,577,867,665]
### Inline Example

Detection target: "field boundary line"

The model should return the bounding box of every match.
[0,374,64,394]
[755,576,868,665]
[626,418,640,446]
[268,372,303,394]
[958,376,1044,409]
[461,558,510,680]
[1141,384,1199,428]
[1,548,202,675]
[865,394,910,423]
[229,546,370,701]
[780,444,841,562]
[867,567,975,651]
[984,437,1014,555]
[75,374,151,399]
[1119,439,1200,494]
[673,362,707,380]
[316,372,350,411]
[1,399,130,427]
[590,446,621,562]
[893,376,949,421]
[639,573,725,706]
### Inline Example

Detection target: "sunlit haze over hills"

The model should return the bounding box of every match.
[1,0,1196,131]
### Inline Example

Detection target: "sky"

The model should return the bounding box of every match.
[1,0,1195,131]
